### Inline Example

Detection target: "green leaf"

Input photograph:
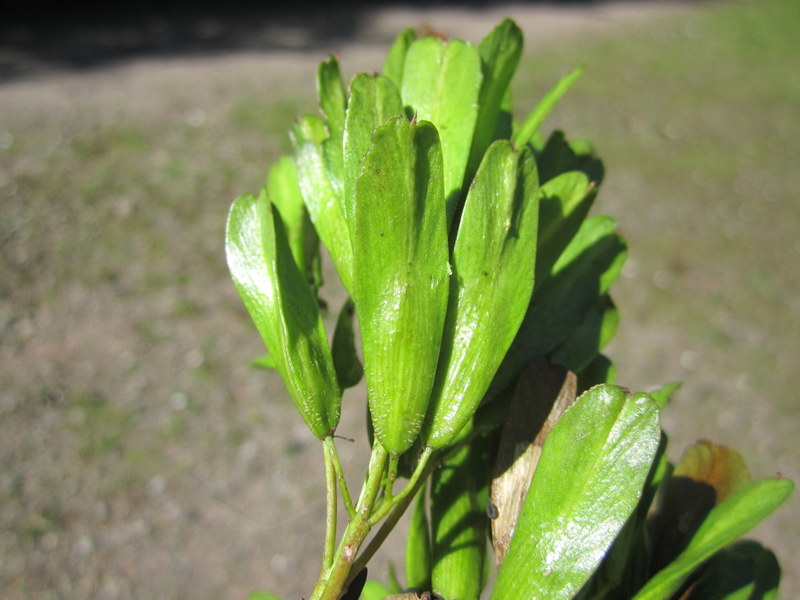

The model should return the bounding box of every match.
[401,37,483,225]
[248,591,282,600]
[674,441,751,503]
[331,298,363,389]
[535,170,597,287]
[633,477,794,600]
[492,385,661,600]
[467,18,523,179]
[580,431,670,599]
[359,580,391,600]
[550,294,619,372]
[343,73,404,229]
[318,56,347,143]
[424,141,539,449]
[648,441,753,575]
[353,116,450,455]
[383,27,416,90]
[317,56,347,185]
[512,65,584,147]
[540,202,620,289]
[430,435,490,600]
[225,190,341,439]
[387,562,402,594]
[490,359,577,566]
[647,430,672,496]
[684,540,782,600]
[405,482,431,591]
[649,381,682,410]
[292,115,354,293]
[291,111,327,143]
[266,156,321,288]
[536,130,605,186]
[251,353,276,370]
[493,215,627,393]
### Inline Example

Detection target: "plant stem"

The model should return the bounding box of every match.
[351,447,437,577]
[310,443,389,600]
[383,454,399,501]
[369,446,434,526]
[328,438,356,518]
[320,436,338,575]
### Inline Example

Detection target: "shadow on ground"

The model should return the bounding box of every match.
[1,0,668,80]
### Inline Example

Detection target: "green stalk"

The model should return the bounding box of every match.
[370,447,434,526]
[320,437,338,576]
[353,448,437,576]
[328,437,356,518]
[310,443,389,600]
[382,455,400,504]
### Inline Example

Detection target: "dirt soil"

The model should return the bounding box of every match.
[1,2,796,599]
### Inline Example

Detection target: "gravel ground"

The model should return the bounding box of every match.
[1,2,796,599]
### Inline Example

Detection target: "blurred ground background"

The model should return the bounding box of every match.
[1,0,798,598]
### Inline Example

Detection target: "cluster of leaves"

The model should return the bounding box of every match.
[225,19,792,600]
[365,381,793,600]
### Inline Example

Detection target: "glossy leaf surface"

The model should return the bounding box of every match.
[492,385,660,600]
[353,116,449,454]
[292,115,354,292]
[577,431,670,600]
[401,36,482,224]
[467,18,523,178]
[226,190,341,439]
[266,156,320,287]
[343,74,404,228]
[490,359,577,566]
[424,141,539,449]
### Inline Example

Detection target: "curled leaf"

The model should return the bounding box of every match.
[266,156,321,289]
[225,189,341,439]
[292,115,354,292]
